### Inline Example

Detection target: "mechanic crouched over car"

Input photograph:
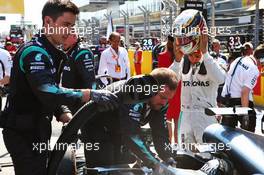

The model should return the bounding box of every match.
[82,68,178,170]
[0,1,119,175]
[221,42,261,132]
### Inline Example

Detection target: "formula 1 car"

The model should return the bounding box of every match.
[1,75,264,175]
[2,75,262,175]
[44,75,264,175]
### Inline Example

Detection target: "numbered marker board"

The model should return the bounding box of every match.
[141,38,155,51]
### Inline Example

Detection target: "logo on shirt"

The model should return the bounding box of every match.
[29,60,45,72]
[251,75,258,86]
[183,81,210,87]
[133,103,143,112]
[129,103,143,121]
[35,53,42,61]
[63,66,71,71]
[238,61,249,70]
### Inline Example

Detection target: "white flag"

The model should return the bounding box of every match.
[106,15,114,40]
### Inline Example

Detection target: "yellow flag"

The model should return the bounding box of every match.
[0,0,24,15]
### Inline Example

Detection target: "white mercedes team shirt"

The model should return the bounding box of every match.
[0,48,12,81]
[221,56,260,101]
[98,46,131,85]
[170,52,226,112]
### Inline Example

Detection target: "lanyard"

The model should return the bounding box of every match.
[110,47,119,64]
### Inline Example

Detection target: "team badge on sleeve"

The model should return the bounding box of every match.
[35,53,42,61]
[29,53,45,72]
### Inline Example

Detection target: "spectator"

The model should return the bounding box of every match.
[210,39,228,106]
[93,36,109,74]
[133,41,143,75]
[211,39,228,71]
[152,38,165,69]
[98,32,130,85]
[4,41,17,57]
[242,42,254,56]
[221,42,260,132]
[254,44,264,76]
[0,48,12,110]
[158,35,174,68]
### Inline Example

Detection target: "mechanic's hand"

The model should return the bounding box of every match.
[174,42,184,62]
[199,34,209,54]
[58,112,72,124]
[90,89,119,112]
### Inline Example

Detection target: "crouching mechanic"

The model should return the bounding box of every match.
[62,33,96,113]
[0,1,118,175]
[170,9,226,147]
[82,68,178,169]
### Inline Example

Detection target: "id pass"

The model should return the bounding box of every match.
[115,64,121,72]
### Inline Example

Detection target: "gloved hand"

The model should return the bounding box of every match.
[90,89,119,112]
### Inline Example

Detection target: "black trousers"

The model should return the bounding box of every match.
[2,128,49,175]
[2,114,51,175]
[222,98,256,132]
